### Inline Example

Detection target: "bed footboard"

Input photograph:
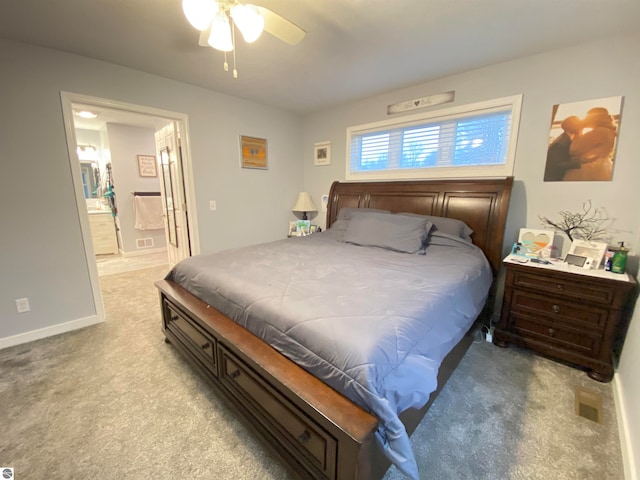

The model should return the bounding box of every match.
[157,278,380,480]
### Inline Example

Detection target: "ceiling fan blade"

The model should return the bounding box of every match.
[253,5,305,45]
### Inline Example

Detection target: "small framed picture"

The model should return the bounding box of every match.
[137,155,157,177]
[288,221,298,237]
[240,135,268,169]
[314,141,331,166]
[567,239,608,269]
[297,219,311,236]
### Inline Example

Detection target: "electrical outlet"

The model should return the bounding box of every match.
[485,327,494,343]
[16,298,30,313]
[209,200,217,211]
[321,194,328,212]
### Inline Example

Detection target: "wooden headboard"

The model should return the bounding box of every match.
[326,177,514,276]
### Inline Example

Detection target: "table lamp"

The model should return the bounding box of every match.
[292,192,317,220]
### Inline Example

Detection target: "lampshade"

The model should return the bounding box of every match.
[208,10,233,52]
[182,0,219,31]
[231,4,264,43]
[292,192,317,220]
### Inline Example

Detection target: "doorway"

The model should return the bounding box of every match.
[61,92,200,323]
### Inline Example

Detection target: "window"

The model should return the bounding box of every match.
[347,95,522,180]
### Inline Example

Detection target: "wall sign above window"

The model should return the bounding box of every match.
[387,90,455,115]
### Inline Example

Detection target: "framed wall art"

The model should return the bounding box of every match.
[314,141,331,166]
[543,96,623,182]
[137,155,157,177]
[240,135,268,169]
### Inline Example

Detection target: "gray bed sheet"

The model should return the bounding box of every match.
[166,230,492,479]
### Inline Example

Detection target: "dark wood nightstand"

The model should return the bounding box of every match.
[494,255,637,382]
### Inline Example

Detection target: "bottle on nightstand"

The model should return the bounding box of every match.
[610,242,628,274]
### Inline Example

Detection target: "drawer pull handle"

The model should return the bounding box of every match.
[556,284,564,291]
[170,315,179,322]
[552,305,560,313]
[548,328,556,337]
[200,342,210,350]
[229,370,241,379]
[298,430,311,444]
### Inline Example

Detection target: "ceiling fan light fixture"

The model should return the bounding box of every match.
[208,10,233,52]
[230,4,264,43]
[182,0,219,31]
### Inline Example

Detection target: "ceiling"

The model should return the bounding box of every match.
[2,0,639,115]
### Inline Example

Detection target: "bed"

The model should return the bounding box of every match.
[155,177,513,480]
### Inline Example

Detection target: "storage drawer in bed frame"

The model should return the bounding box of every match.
[163,302,217,375]
[158,283,379,480]
[219,345,337,479]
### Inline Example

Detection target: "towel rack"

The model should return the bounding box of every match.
[132,191,161,197]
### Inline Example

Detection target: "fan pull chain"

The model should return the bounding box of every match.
[223,51,229,72]
[231,18,238,78]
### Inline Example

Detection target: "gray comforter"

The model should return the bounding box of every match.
[166,230,492,479]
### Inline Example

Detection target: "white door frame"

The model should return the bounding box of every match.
[60,91,200,324]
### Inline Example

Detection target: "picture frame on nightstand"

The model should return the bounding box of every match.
[297,220,311,236]
[566,239,607,269]
[517,228,554,258]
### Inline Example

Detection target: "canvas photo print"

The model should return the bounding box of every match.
[543,96,623,182]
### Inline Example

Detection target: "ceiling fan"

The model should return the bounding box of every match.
[182,0,306,78]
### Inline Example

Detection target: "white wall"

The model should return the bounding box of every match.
[301,32,640,478]
[0,38,303,343]
[106,123,166,253]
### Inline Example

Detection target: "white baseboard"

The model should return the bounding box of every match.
[0,315,103,350]
[121,247,167,258]
[613,372,637,480]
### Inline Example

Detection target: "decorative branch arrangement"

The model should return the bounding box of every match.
[539,201,609,242]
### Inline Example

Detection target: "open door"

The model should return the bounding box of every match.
[155,122,191,265]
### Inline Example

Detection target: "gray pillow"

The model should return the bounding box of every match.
[327,218,350,241]
[399,212,473,242]
[330,208,391,242]
[336,207,390,221]
[343,211,433,254]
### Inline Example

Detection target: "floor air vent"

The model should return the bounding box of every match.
[574,386,603,423]
[136,238,154,249]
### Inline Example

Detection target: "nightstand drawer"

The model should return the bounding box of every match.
[510,312,602,357]
[511,290,608,331]
[512,270,616,305]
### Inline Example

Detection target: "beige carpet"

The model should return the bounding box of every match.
[0,264,624,479]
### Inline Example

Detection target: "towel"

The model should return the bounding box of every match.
[134,196,164,230]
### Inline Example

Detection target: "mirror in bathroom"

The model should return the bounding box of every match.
[81,161,99,199]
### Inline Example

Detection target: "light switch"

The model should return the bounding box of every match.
[209,200,217,211]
